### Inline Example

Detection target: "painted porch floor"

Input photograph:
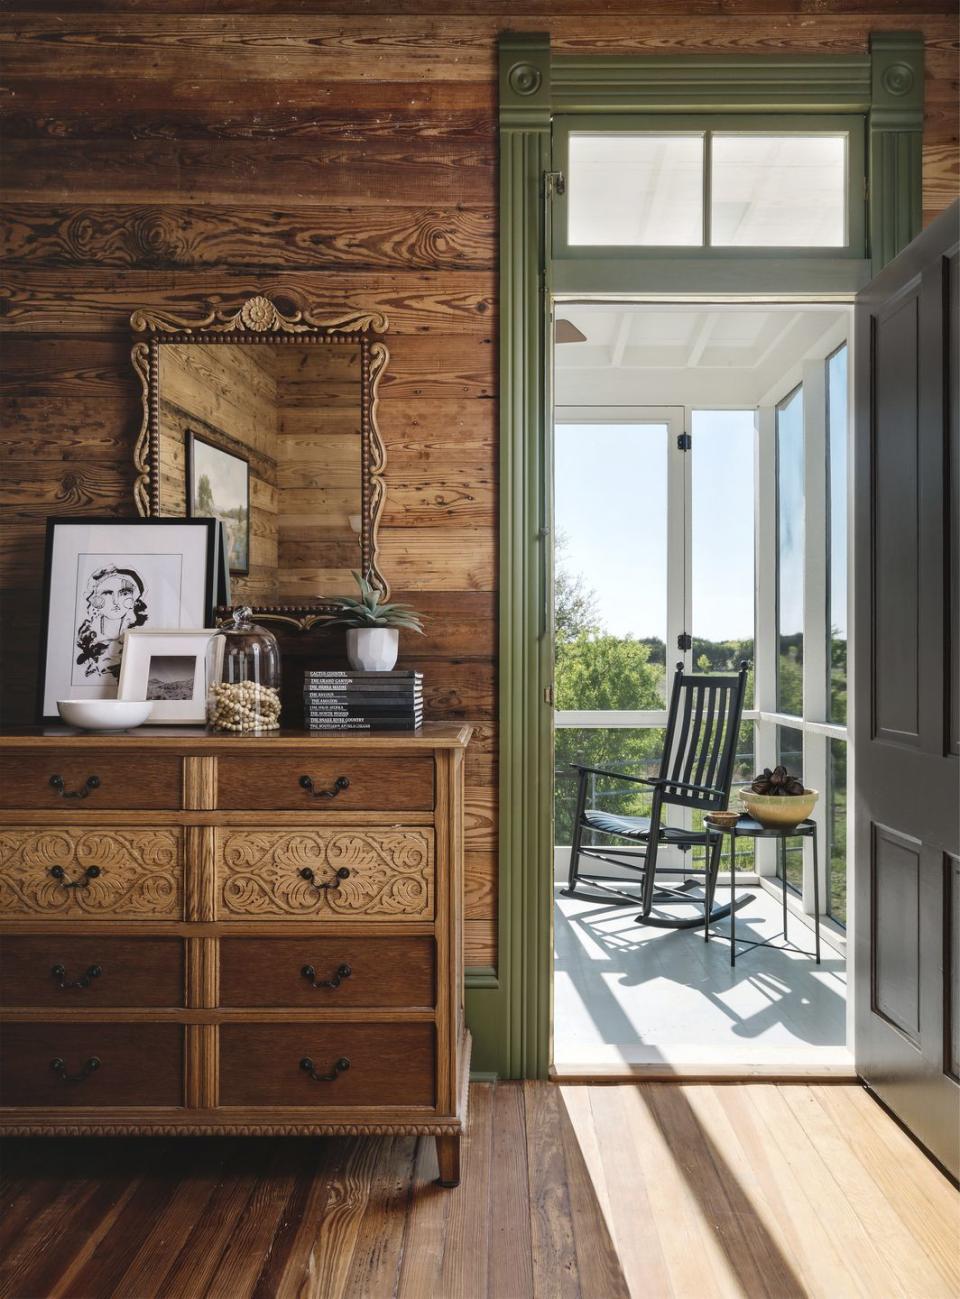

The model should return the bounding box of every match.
[554,881,851,1076]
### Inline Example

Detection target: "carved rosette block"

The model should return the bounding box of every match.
[216,828,434,920]
[0,828,182,918]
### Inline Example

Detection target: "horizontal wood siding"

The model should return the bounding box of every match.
[1,5,957,972]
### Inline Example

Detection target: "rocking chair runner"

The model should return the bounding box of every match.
[565,660,751,931]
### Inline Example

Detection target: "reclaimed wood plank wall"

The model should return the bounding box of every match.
[1,3,957,970]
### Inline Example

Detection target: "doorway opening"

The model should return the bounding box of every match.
[552,301,853,1077]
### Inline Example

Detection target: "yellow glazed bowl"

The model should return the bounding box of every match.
[739,788,819,828]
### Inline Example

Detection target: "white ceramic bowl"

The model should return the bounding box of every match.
[57,700,154,731]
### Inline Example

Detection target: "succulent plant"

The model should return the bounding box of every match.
[327,571,424,633]
[750,764,806,797]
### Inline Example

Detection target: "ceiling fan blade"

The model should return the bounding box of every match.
[555,318,587,344]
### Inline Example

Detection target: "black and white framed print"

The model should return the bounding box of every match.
[118,628,218,724]
[38,518,217,721]
[187,431,250,576]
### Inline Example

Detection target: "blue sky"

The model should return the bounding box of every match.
[555,411,756,643]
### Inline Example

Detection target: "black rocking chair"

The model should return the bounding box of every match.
[564,660,751,931]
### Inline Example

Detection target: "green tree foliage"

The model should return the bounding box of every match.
[196,473,214,516]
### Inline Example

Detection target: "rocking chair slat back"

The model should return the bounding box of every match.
[660,662,749,811]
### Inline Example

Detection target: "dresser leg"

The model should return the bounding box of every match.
[435,1133,461,1188]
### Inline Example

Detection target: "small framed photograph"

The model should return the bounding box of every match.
[39,518,217,722]
[187,431,250,577]
[118,629,219,724]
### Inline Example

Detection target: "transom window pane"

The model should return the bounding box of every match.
[691,410,755,707]
[555,422,669,702]
[827,345,849,724]
[711,135,847,246]
[776,386,804,715]
[567,134,704,246]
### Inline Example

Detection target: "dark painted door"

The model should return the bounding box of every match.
[854,201,960,1178]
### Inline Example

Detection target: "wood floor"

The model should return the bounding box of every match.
[1,1083,957,1299]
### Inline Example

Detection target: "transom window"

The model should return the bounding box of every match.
[557,114,864,257]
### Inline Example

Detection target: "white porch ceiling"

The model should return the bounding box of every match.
[554,304,848,407]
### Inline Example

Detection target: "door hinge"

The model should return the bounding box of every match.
[677,432,692,451]
[544,684,555,706]
[677,633,692,652]
[545,171,565,197]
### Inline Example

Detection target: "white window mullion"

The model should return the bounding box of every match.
[754,405,778,876]
[802,356,829,913]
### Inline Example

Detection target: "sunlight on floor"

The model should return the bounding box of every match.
[554,883,850,1074]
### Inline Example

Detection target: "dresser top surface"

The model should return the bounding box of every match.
[0,722,473,751]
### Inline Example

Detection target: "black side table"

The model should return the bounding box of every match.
[709,815,821,967]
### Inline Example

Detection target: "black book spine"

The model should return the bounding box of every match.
[303,719,422,732]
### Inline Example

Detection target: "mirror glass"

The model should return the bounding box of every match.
[155,341,364,607]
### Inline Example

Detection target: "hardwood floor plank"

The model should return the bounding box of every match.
[618,1084,733,1298]
[395,1135,455,1299]
[487,1083,535,1299]
[342,1136,418,1299]
[301,1133,385,1299]
[555,1091,630,1299]
[110,1144,227,1299]
[205,1145,303,1299]
[645,1084,805,1299]
[714,1085,857,1299]
[779,1085,959,1298]
[249,1137,352,1299]
[153,1143,265,1298]
[523,1080,580,1299]
[437,1081,494,1299]
[747,1085,899,1298]
[585,1085,675,1297]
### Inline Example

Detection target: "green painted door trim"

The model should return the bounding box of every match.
[481,30,923,1081]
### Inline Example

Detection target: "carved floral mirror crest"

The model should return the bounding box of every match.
[131,294,389,629]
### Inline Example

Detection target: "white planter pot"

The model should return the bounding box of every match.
[346,627,399,673]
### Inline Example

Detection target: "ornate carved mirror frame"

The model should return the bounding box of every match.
[130,293,389,629]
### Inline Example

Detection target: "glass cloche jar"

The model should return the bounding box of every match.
[206,608,282,733]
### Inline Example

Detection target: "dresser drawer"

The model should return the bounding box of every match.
[219,937,434,1009]
[0,936,184,1008]
[0,827,183,920]
[216,755,434,812]
[216,827,434,921]
[0,753,182,810]
[0,1023,183,1107]
[218,1022,434,1108]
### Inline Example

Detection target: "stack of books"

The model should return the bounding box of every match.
[303,670,424,731]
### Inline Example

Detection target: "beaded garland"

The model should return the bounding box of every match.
[208,680,281,733]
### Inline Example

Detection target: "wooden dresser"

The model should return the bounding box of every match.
[0,724,471,1186]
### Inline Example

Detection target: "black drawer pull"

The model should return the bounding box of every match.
[299,774,350,800]
[49,865,101,889]
[50,1055,101,1083]
[300,1056,350,1083]
[52,963,102,990]
[301,962,352,989]
[49,774,101,799]
[298,866,350,893]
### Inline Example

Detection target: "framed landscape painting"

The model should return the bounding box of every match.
[187,431,250,577]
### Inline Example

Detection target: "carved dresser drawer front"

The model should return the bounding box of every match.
[219,1022,435,1108]
[0,936,184,1008]
[0,1022,183,1108]
[0,754,182,810]
[216,827,434,921]
[217,755,434,812]
[219,936,435,1008]
[0,827,183,920]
